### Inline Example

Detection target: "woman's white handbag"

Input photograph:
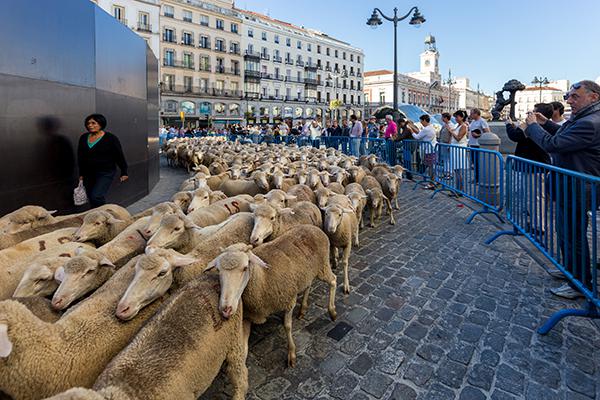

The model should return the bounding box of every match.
[73,181,89,206]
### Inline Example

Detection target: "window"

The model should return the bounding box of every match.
[163,5,174,18]
[275,88,280,97]
[199,35,209,49]
[286,69,291,79]
[231,60,240,75]
[200,15,209,26]
[215,80,225,91]
[163,74,175,90]
[216,19,224,30]
[326,47,330,56]
[297,71,301,81]
[183,76,193,92]
[248,28,253,37]
[182,32,193,46]
[262,31,267,41]
[183,10,192,22]
[215,39,225,52]
[231,23,238,33]
[274,49,280,58]
[307,43,311,52]
[297,40,301,49]
[275,67,280,78]
[343,52,346,60]
[286,87,291,98]
[231,82,239,91]
[379,92,385,104]
[317,45,321,54]
[138,12,150,31]
[326,92,330,102]
[183,52,193,69]
[343,94,347,103]
[274,34,279,44]
[163,29,175,43]
[357,55,361,63]
[163,50,174,66]
[261,47,268,58]
[357,81,361,90]
[199,55,210,72]
[230,41,240,54]
[286,38,291,47]
[334,49,338,58]
[262,87,268,97]
[112,5,125,22]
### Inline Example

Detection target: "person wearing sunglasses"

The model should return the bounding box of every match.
[524,80,600,299]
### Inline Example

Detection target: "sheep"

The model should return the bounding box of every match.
[361,176,395,226]
[51,248,117,310]
[118,213,254,319]
[186,187,212,214]
[0,256,166,400]
[321,204,358,294]
[218,170,270,197]
[7,242,95,300]
[287,183,316,204]
[359,154,378,170]
[0,205,57,234]
[375,172,400,211]
[139,202,180,239]
[208,225,337,367]
[327,182,346,194]
[347,165,367,184]
[192,164,210,175]
[209,161,227,175]
[0,227,79,271]
[345,183,368,229]
[249,201,322,246]
[209,190,227,203]
[13,296,62,323]
[72,210,131,246]
[253,189,297,210]
[171,191,194,212]
[45,273,249,400]
[306,169,326,190]
[206,172,230,191]
[269,170,296,191]
[187,195,253,228]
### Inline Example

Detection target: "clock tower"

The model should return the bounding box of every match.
[418,35,440,83]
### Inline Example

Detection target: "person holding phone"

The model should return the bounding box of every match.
[77,114,128,208]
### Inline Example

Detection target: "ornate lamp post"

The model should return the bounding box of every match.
[443,69,456,112]
[367,6,425,112]
[532,76,549,103]
[326,69,347,122]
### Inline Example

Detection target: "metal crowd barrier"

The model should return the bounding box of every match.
[486,156,599,333]
[395,140,437,190]
[432,143,505,224]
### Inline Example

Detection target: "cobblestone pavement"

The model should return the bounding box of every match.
[130,161,600,400]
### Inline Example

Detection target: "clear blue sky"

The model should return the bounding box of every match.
[235,0,600,94]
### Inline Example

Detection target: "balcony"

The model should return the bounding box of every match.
[163,12,174,18]
[198,64,211,72]
[304,78,319,86]
[137,22,152,32]
[325,66,332,72]
[245,92,260,99]
[274,74,284,81]
[229,48,241,55]
[160,85,243,98]
[162,59,194,70]
[181,38,195,47]
[285,59,294,65]
[260,72,273,80]
[273,56,282,63]
[304,62,318,70]
[244,70,261,80]
[162,33,177,43]
[214,46,227,53]
[183,16,193,23]
[357,72,362,77]
[286,76,304,84]
[216,66,241,76]
[244,50,261,59]
[198,40,211,49]
[305,96,317,103]
[260,53,270,61]
[296,60,305,67]
[349,71,355,77]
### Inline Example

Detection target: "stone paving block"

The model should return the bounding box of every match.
[495,363,525,396]
[326,372,360,399]
[458,386,486,400]
[436,359,468,389]
[423,383,456,400]
[388,383,417,400]
[349,352,374,376]
[360,370,395,399]
[467,363,494,391]
[403,362,434,387]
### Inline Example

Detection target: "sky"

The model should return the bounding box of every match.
[235,0,600,94]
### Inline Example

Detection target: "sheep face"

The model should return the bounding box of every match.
[307,170,321,189]
[72,211,122,242]
[4,206,56,234]
[51,252,115,310]
[333,170,349,184]
[319,171,331,186]
[270,171,285,189]
[315,188,332,209]
[263,190,295,210]
[322,205,354,235]
[141,202,179,239]
[13,259,65,298]
[186,189,211,214]
[171,191,193,213]
[252,171,270,191]
[366,189,383,210]
[250,204,279,246]
[116,249,197,320]
[348,192,367,214]
[209,246,268,319]
[146,213,194,252]
[228,166,242,180]
[347,167,361,182]
[295,171,307,185]
[382,174,399,197]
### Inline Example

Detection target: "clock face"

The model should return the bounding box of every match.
[424,60,430,67]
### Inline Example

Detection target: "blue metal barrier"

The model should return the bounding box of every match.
[487,156,599,333]
[395,140,437,190]
[432,144,505,224]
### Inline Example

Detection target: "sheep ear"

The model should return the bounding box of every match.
[0,324,12,358]
[204,259,217,272]
[285,194,297,201]
[366,189,373,195]
[249,203,258,212]
[48,210,58,215]
[74,246,87,256]
[342,207,355,214]
[247,251,269,269]
[171,254,198,269]
[106,215,124,225]
[99,257,115,269]
[280,208,295,216]
[182,216,198,229]
[54,266,65,283]
[361,194,368,199]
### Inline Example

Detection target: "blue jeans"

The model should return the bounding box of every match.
[350,138,361,157]
[84,170,115,208]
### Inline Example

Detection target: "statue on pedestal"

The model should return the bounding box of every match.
[491,79,526,121]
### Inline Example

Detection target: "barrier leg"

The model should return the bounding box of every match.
[466,206,504,225]
[537,301,600,335]
[431,186,459,199]
[485,226,521,245]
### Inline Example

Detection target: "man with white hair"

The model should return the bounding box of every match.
[384,114,397,140]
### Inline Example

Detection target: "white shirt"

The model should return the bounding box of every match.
[309,123,322,138]
[468,118,489,146]
[412,125,437,147]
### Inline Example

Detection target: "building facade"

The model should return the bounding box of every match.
[92,0,160,57]
[513,80,570,119]
[237,10,365,125]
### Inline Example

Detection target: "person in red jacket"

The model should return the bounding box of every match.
[77,114,128,208]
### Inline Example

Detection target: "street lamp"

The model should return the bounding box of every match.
[367,6,425,112]
[428,80,439,113]
[326,69,347,122]
[443,69,455,112]
[532,76,549,103]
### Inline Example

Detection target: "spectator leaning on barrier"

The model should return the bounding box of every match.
[550,101,566,126]
[412,114,438,189]
[525,80,600,299]
[349,114,363,156]
[468,108,490,182]
[367,116,379,138]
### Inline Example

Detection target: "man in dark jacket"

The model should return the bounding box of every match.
[506,103,552,164]
[525,80,600,299]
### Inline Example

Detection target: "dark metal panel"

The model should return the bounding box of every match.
[0,0,95,87]
[94,7,147,100]
[146,46,160,190]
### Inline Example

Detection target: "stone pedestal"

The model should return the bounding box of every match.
[477,132,502,207]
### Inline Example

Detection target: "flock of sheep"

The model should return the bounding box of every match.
[0,137,404,400]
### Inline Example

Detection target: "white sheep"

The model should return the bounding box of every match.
[45,274,249,400]
[187,195,253,228]
[218,170,270,197]
[361,176,395,226]
[345,183,368,229]
[72,210,131,246]
[249,201,322,246]
[208,225,337,367]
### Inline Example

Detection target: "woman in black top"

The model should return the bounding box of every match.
[77,114,128,208]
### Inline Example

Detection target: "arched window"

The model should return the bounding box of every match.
[295,107,303,118]
[181,101,195,115]
[199,102,211,115]
[214,103,226,114]
[229,103,240,116]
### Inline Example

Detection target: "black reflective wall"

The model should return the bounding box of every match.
[0,0,158,215]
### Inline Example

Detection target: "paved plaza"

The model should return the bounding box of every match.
[129,160,600,400]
